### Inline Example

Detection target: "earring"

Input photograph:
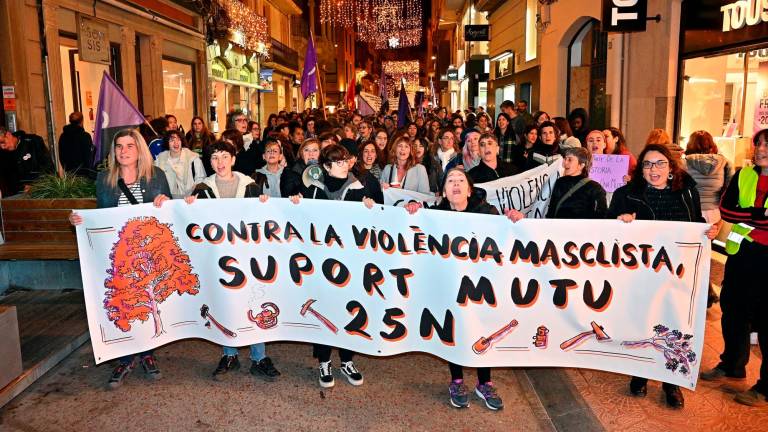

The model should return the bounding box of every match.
[668,174,674,180]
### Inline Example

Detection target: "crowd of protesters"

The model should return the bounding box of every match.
[48,98,768,411]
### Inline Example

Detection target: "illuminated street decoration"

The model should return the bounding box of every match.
[321,0,422,49]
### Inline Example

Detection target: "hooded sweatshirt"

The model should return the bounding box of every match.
[255,165,284,197]
[684,153,733,211]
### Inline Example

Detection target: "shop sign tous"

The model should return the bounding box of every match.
[721,0,768,32]
[77,14,110,65]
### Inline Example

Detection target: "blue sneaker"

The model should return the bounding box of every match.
[449,379,469,408]
[475,382,504,410]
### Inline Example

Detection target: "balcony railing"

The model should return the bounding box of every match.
[270,38,299,72]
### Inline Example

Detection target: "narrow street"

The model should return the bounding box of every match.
[1,256,766,432]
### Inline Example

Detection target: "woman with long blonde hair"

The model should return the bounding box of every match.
[69,128,172,389]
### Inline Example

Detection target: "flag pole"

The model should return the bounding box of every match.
[310,31,327,120]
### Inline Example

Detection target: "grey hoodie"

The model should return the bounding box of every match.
[255,166,283,197]
[683,153,733,211]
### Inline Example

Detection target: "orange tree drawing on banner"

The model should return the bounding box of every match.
[105,216,200,337]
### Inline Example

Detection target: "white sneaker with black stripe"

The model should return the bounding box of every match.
[340,361,364,386]
[319,361,334,388]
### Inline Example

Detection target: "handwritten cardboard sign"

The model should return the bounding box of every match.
[590,154,630,192]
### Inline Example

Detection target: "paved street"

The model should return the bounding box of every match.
[1,256,766,432]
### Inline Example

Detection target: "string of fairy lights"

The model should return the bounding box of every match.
[321,0,423,49]
[217,0,269,56]
[382,60,419,98]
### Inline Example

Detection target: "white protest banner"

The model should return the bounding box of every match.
[590,154,630,193]
[76,198,710,389]
[476,159,563,217]
[383,188,439,207]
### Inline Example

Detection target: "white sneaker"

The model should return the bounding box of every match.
[340,361,364,386]
[318,361,334,388]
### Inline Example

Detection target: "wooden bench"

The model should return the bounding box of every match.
[0,198,96,260]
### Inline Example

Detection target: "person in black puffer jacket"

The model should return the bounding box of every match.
[608,143,718,410]
[288,143,382,390]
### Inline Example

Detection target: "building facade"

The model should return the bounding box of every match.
[0,0,207,144]
[481,0,541,119]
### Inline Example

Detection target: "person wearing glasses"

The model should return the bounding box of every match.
[226,110,253,151]
[288,144,382,388]
[608,143,718,409]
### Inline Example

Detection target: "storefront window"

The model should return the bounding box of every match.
[59,38,120,136]
[213,81,227,134]
[567,19,607,130]
[679,46,768,167]
[162,59,196,132]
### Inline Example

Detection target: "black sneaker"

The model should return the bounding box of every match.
[250,357,281,381]
[212,355,240,381]
[108,361,134,389]
[340,361,364,386]
[319,361,334,388]
[140,355,162,380]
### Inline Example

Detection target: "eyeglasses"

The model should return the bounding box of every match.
[442,135,455,141]
[331,159,348,167]
[235,118,247,123]
[642,160,669,170]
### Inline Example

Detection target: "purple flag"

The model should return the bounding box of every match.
[301,34,318,99]
[397,81,410,129]
[93,72,145,165]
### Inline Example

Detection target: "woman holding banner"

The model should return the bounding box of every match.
[701,129,768,407]
[69,128,172,389]
[289,144,382,389]
[405,168,504,411]
[608,143,718,409]
[186,140,281,382]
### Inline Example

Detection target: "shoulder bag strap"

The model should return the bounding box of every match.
[117,179,140,205]
[553,178,591,217]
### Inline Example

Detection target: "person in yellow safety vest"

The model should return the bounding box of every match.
[701,129,768,408]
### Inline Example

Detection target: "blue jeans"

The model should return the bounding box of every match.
[223,343,265,361]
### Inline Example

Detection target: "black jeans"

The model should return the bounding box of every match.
[313,344,354,363]
[449,362,491,385]
[718,241,768,394]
